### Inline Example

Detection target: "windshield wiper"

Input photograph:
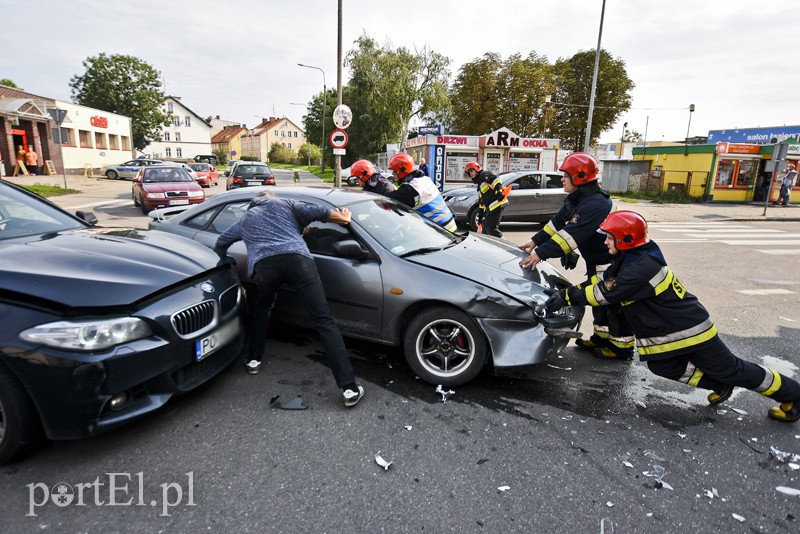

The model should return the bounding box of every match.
[399,246,444,258]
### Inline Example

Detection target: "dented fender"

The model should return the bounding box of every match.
[477,318,568,368]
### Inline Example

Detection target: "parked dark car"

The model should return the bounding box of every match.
[132,164,206,214]
[443,170,567,231]
[225,162,275,190]
[0,180,244,463]
[148,187,583,387]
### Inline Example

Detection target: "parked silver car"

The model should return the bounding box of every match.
[444,171,567,231]
[147,187,583,386]
[101,158,163,180]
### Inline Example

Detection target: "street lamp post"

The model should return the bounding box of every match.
[298,63,326,173]
[619,122,628,159]
[684,104,695,155]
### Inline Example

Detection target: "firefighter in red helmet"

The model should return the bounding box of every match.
[544,210,800,423]
[519,152,634,360]
[350,159,396,196]
[465,161,508,238]
[387,152,457,233]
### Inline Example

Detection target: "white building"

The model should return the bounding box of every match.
[54,100,134,173]
[143,96,212,160]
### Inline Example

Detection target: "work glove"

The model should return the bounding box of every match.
[561,251,579,270]
[543,288,567,313]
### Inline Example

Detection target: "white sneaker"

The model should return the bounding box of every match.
[343,385,365,407]
[246,360,261,375]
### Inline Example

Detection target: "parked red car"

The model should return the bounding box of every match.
[132,165,205,214]
[189,162,219,187]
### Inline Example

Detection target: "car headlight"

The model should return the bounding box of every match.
[187,191,204,198]
[20,317,153,351]
[447,195,470,202]
[146,192,166,199]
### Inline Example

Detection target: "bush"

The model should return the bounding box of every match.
[240,155,259,161]
[269,142,297,164]
[212,148,228,166]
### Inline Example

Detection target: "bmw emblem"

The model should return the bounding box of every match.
[201,282,215,293]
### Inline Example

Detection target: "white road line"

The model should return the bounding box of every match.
[736,289,796,295]
[686,233,800,238]
[719,240,800,245]
[653,239,709,243]
[58,199,131,209]
[756,250,800,255]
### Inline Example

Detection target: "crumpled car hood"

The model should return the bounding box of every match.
[406,234,552,303]
[0,228,221,307]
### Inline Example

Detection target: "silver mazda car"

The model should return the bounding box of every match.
[148,187,583,386]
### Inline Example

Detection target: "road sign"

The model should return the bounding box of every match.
[329,129,348,149]
[332,148,346,155]
[332,105,352,129]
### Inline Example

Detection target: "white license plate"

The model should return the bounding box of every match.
[169,199,190,205]
[195,319,240,361]
[245,180,261,185]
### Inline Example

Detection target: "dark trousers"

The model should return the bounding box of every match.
[250,253,356,388]
[586,264,634,353]
[647,336,800,403]
[481,207,504,237]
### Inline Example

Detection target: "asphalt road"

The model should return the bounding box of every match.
[2,173,799,532]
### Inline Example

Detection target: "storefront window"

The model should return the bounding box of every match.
[736,160,757,188]
[714,158,759,189]
[715,160,734,186]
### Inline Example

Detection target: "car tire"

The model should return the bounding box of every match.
[106,170,119,180]
[0,365,44,464]
[132,191,140,207]
[403,306,488,387]
[139,197,148,214]
[467,206,481,232]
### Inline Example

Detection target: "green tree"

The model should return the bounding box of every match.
[69,53,171,151]
[269,141,296,164]
[300,88,337,168]
[212,148,228,166]
[0,79,22,89]
[623,129,643,143]
[346,34,451,153]
[551,49,634,150]
[296,142,321,163]
[450,52,503,135]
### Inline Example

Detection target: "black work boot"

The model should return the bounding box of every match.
[575,336,607,352]
[768,401,800,423]
[707,385,734,406]
[593,347,633,361]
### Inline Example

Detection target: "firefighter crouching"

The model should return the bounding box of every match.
[519,152,634,360]
[544,210,800,422]
[350,159,396,196]
[465,161,508,238]
[386,153,457,233]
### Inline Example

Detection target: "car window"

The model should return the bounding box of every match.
[515,174,543,189]
[122,161,137,166]
[143,168,193,183]
[189,164,208,172]
[236,165,269,175]
[303,222,351,256]
[546,174,563,189]
[0,185,85,239]
[203,201,250,233]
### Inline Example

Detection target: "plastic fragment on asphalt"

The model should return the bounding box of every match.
[731,407,749,415]
[678,432,687,439]
[637,401,647,409]
[716,409,728,415]
[739,437,764,454]
[704,488,719,499]
[497,486,510,492]
[779,316,797,322]
[404,425,412,431]
[732,514,745,523]
[547,364,572,371]
[623,461,634,468]
[606,501,614,507]
[770,446,800,463]
[269,395,308,410]
[562,415,573,421]
[790,463,800,471]
[435,384,455,403]
[776,486,800,496]
[643,450,665,462]
[375,453,393,471]
[646,513,653,517]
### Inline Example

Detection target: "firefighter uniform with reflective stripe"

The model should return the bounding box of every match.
[387,170,457,233]
[563,240,800,406]
[476,170,507,238]
[531,181,633,355]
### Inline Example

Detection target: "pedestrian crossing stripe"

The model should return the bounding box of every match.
[719,240,800,246]
[736,289,796,295]
[756,250,800,255]
[687,234,800,238]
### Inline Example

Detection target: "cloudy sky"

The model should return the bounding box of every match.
[2,0,797,144]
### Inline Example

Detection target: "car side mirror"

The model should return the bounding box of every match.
[331,239,369,259]
[511,183,520,190]
[76,210,98,226]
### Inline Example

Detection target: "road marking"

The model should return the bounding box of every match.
[652,239,709,243]
[736,289,796,295]
[59,199,131,209]
[756,249,800,255]
[686,233,800,238]
[719,240,800,246]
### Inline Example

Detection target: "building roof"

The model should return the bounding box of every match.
[253,116,304,135]
[211,126,246,143]
[167,96,211,128]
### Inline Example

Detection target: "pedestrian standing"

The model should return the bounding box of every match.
[519,152,634,360]
[214,190,365,407]
[774,164,796,206]
[25,147,39,175]
[418,158,429,177]
[350,159,396,196]
[464,161,508,238]
[15,145,28,175]
[544,210,800,422]
[386,153,457,233]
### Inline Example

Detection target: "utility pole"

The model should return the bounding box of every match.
[584,0,606,152]
[334,0,343,187]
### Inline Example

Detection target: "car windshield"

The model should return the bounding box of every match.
[142,168,194,183]
[189,164,208,172]
[348,198,457,256]
[0,184,85,239]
